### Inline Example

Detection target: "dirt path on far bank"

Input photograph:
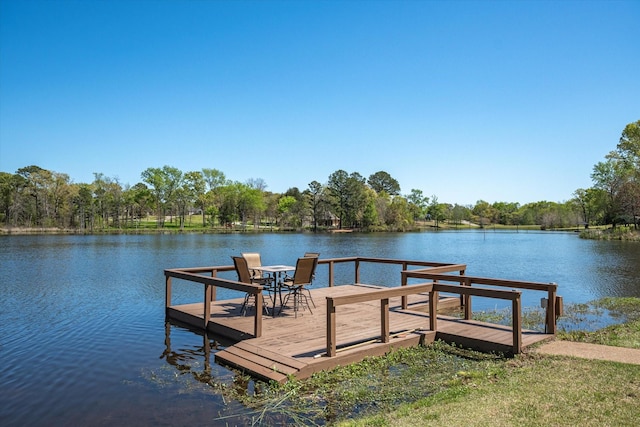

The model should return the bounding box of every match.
[534,340,640,365]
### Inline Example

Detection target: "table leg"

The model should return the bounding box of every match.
[272,272,278,317]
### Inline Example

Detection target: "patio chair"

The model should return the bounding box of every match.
[242,252,276,306]
[279,256,316,318]
[301,252,319,307]
[242,252,267,281]
[232,256,272,316]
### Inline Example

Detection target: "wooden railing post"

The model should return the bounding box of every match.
[401,268,408,309]
[328,261,335,287]
[429,289,438,331]
[327,298,336,356]
[210,269,217,302]
[204,285,212,329]
[463,277,472,320]
[512,294,522,354]
[165,275,172,309]
[381,298,390,343]
[254,292,263,338]
[355,259,361,283]
[547,283,557,335]
[459,268,466,308]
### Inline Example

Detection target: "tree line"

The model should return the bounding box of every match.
[1,120,638,232]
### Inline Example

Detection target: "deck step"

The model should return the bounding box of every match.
[234,341,309,370]
[215,349,290,383]
[215,344,309,383]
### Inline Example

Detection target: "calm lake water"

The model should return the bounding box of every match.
[1,231,639,426]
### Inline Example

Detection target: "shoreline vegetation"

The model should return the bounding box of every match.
[3,120,638,242]
[2,218,639,241]
[216,298,640,426]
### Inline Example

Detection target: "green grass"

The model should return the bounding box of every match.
[340,354,640,427]
[338,297,640,426]
[558,297,640,348]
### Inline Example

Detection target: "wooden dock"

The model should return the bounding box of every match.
[169,284,552,383]
[165,257,559,383]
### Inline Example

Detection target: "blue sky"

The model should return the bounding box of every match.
[1,0,638,206]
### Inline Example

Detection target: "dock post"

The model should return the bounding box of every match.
[328,262,335,287]
[327,298,336,357]
[381,298,390,343]
[429,289,438,331]
[401,269,408,309]
[165,275,172,309]
[512,293,522,354]
[204,285,212,329]
[546,283,557,335]
[463,277,472,320]
[210,269,217,302]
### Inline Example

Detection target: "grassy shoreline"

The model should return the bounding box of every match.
[337,298,640,426]
[220,298,640,426]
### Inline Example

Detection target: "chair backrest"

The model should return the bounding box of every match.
[292,256,316,286]
[232,256,253,284]
[242,252,263,279]
[303,252,319,279]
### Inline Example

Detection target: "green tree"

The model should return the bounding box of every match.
[384,195,412,230]
[616,120,640,228]
[183,171,206,227]
[16,165,52,227]
[306,180,325,232]
[450,204,471,227]
[345,172,367,228]
[573,188,606,227]
[327,170,349,229]
[428,195,445,228]
[277,195,297,228]
[0,172,15,225]
[141,166,183,227]
[472,200,494,227]
[406,189,429,221]
[367,171,401,195]
[492,201,520,225]
[591,152,628,226]
[219,181,265,230]
[202,168,228,228]
[617,120,640,170]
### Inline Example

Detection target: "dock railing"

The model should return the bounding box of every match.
[164,257,559,352]
[402,269,560,335]
[316,257,466,287]
[164,266,265,337]
[164,257,463,341]
[431,283,524,353]
[325,283,435,357]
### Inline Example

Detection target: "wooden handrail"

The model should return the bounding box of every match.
[431,283,523,354]
[325,283,434,357]
[400,263,467,309]
[403,270,558,334]
[164,268,264,337]
[316,257,466,287]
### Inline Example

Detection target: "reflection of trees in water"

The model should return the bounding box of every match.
[161,320,234,388]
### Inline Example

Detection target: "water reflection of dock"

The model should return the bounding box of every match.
[165,257,559,383]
